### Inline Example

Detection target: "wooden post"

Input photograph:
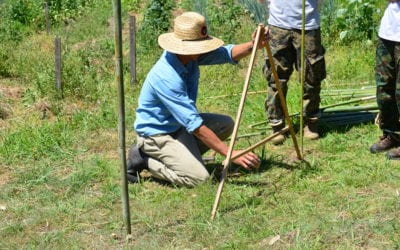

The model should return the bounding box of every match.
[44,2,51,34]
[129,13,137,85]
[54,37,63,98]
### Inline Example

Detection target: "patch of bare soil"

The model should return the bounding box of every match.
[0,85,23,99]
[0,165,12,187]
[0,83,25,123]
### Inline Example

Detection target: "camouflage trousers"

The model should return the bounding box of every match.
[375,38,400,133]
[263,25,326,124]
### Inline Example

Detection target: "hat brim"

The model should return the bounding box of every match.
[158,33,224,55]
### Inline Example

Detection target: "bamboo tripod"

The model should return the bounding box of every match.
[210,25,302,220]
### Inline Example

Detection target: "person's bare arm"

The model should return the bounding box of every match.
[193,125,260,169]
[231,26,268,61]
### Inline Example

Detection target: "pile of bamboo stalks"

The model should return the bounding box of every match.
[243,85,378,137]
[319,86,377,127]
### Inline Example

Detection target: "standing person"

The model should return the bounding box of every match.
[369,0,400,160]
[127,12,267,187]
[262,0,326,144]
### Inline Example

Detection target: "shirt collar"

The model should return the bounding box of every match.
[164,51,189,75]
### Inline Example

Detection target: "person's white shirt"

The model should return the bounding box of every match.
[378,2,400,42]
[267,0,320,30]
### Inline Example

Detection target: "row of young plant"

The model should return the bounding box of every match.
[0,0,387,48]
[0,0,387,102]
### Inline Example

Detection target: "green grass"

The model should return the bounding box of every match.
[1,1,399,249]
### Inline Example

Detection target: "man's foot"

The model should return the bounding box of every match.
[370,133,400,153]
[386,147,400,160]
[271,121,286,145]
[304,118,319,140]
[127,144,149,183]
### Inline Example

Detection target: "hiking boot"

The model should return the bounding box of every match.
[304,118,319,140]
[386,147,400,160]
[271,121,286,145]
[127,144,149,183]
[370,133,400,153]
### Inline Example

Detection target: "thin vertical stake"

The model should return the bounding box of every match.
[129,13,137,85]
[300,0,306,154]
[113,0,131,235]
[54,37,63,98]
[44,2,51,34]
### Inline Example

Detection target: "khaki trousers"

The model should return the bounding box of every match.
[137,113,234,187]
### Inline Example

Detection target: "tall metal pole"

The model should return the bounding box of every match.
[112,0,131,235]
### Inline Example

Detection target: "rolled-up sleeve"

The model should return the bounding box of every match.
[153,78,203,133]
[198,45,237,65]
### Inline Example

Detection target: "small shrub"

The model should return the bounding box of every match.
[138,0,175,50]
[207,0,243,42]
[321,0,382,45]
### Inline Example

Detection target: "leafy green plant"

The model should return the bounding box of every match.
[138,0,175,50]
[46,0,97,23]
[321,0,382,45]
[0,0,100,43]
[122,0,142,13]
[207,0,243,42]
[0,0,40,42]
[61,38,115,101]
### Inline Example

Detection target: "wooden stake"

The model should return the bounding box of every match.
[210,25,263,220]
[265,42,302,160]
[231,126,290,160]
[129,13,137,85]
[54,37,63,98]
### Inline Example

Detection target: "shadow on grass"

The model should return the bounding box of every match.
[207,154,316,184]
[206,158,319,216]
[303,111,376,138]
[318,120,375,138]
[134,146,318,188]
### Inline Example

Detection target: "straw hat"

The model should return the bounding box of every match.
[158,12,224,55]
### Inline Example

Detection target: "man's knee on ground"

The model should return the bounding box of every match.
[179,171,210,187]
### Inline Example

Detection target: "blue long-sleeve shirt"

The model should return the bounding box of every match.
[134,45,236,137]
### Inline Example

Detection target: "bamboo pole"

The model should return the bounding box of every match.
[265,42,302,160]
[323,105,378,113]
[112,0,131,235]
[300,0,306,154]
[249,95,376,128]
[207,90,268,99]
[210,25,263,220]
[231,126,290,160]
[319,95,375,110]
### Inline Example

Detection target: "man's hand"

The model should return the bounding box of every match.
[251,25,269,49]
[193,125,260,170]
[231,150,261,170]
